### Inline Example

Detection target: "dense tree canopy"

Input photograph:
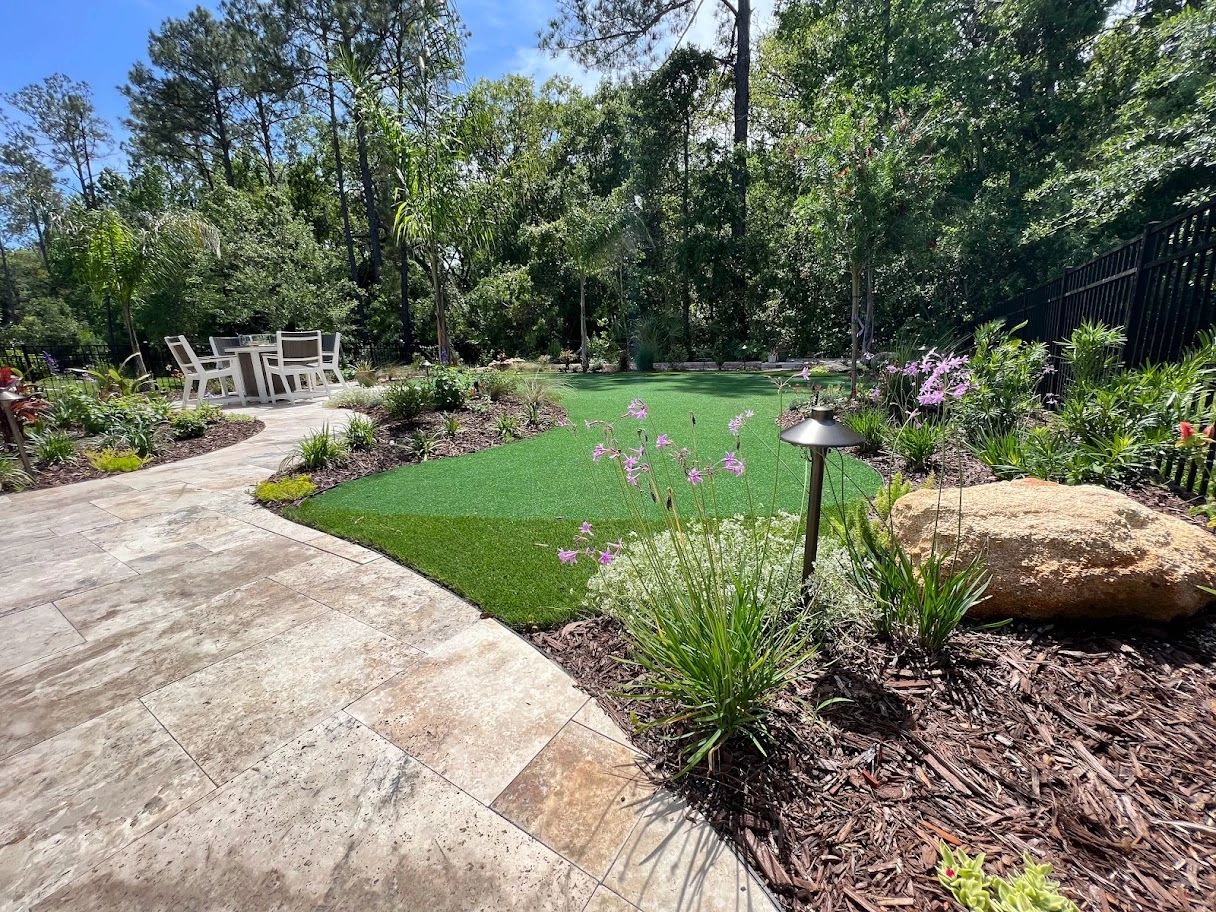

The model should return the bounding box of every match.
[0,0,1213,368]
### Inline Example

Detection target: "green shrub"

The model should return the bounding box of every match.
[0,455,33,491]
[30,429,76,464]
[874,471,914,519]
[479,370,517,402]
[405,430,441,461]
[430,366,467,411]
[440,413,461,437]
[586,513,804,619]
[889,420,945,471]
[937,844,1079,912]
[353,359,378,387]
[518,371,567,408]
[343,415,377,451]
[844,508,990,653]
[970,429,1026,479]
[192,402,224,423]
[101,410,164,457]
[326,386,386,410]
[844,407,888,455]
[291,425,347,471]
[254,475,317,503]
[955,320,1048,436]
[85,448,148,473]
[495,414,521,440]
[225,412,256,424]
[1062,320,1126,388]
[384,380,432,421]
[169,410,208,440]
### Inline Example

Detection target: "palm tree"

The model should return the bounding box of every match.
[64,206,219,375]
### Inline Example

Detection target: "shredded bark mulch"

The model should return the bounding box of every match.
[25,417,264,490]
[262,394,568,502]
[532,615,1216,912]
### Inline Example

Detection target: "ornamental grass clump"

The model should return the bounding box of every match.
[559,397,815,771]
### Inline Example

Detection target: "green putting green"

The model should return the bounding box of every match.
[288,371,881,627]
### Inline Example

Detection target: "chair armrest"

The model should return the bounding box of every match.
[197,356,233,367]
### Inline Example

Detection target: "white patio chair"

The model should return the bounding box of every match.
[209,336,241,358]
[320,332,343,385]
[260,331,329,403]
[165,335,247,408]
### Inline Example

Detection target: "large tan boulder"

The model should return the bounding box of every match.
[890,478,1216,622]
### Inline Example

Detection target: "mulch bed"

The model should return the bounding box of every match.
[263,395,568,500]
[532,614,1216,912]
[25,417,264,490]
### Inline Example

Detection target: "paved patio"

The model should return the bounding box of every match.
[0,401,776,912]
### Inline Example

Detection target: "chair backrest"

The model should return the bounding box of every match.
[165,335,203,376]
[276,330,322,364]
[321,332,341,363]
[210,336,240,357]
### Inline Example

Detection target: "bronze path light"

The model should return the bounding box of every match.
[780,406,864,585]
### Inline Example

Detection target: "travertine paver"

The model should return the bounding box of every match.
[0,702,213,912]
[493,720,651,878]
[35,714,598,912]
[348,619,588,803]
[0,400,778,912]
[0,604,84,672]
[143,610,420,783]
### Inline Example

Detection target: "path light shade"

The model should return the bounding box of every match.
[780,406,865,586]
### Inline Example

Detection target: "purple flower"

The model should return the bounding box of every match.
[623,455,639,471]
[917,389,945,407]
[727,409,755,436]
[597,549,616,565]
[687,468,704,486]
[655,433,671,449]
[901,362,920,377]
[948,382,972,398]
[721,452,745,477]
[884,363,899,374]
[627,399,648,420]
[558,549,579,565]
[868,387,881,401]
[592,443,607,462]
[579,521,593,537]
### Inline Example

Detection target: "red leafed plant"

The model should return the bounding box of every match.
[0,365,48,428]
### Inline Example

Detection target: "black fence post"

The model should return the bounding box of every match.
[1122,222,1156,366]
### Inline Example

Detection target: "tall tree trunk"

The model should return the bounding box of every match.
[579,275,588,372]
[255,95,277,185]
[682,113,692,360]
[729,0,751,339]
[212,84,236,187]
[121,298,148,378]
[353,108,382,284]
[398,245,413,361]
[430,244,449,365]
[0,237,17,324]
[849,260,861,399]
[323,66,360,324]
[863,261,875,357]
[81,115,98,207]
[31,208,49,271]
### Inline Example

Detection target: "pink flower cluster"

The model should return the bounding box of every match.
[557,521,623,566]
[727,409,755,436]
[889,351,972,407]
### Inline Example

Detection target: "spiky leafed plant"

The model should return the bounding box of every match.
[61,205,219,376]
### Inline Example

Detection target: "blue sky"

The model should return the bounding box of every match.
[0,0,607,168]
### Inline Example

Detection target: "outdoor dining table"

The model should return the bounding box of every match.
[228,344,297,403]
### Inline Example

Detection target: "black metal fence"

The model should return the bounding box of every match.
[990,197,1216,395]
[991,197,1216,496]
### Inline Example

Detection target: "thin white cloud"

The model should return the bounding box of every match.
[511,46,604,92]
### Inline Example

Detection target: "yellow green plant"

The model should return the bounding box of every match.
[254,475,317,503]
[937,844,1079,912]
[85,448,148,473]
[874,471,914,519]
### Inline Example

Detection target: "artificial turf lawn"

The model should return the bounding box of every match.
[287,371,882,628]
